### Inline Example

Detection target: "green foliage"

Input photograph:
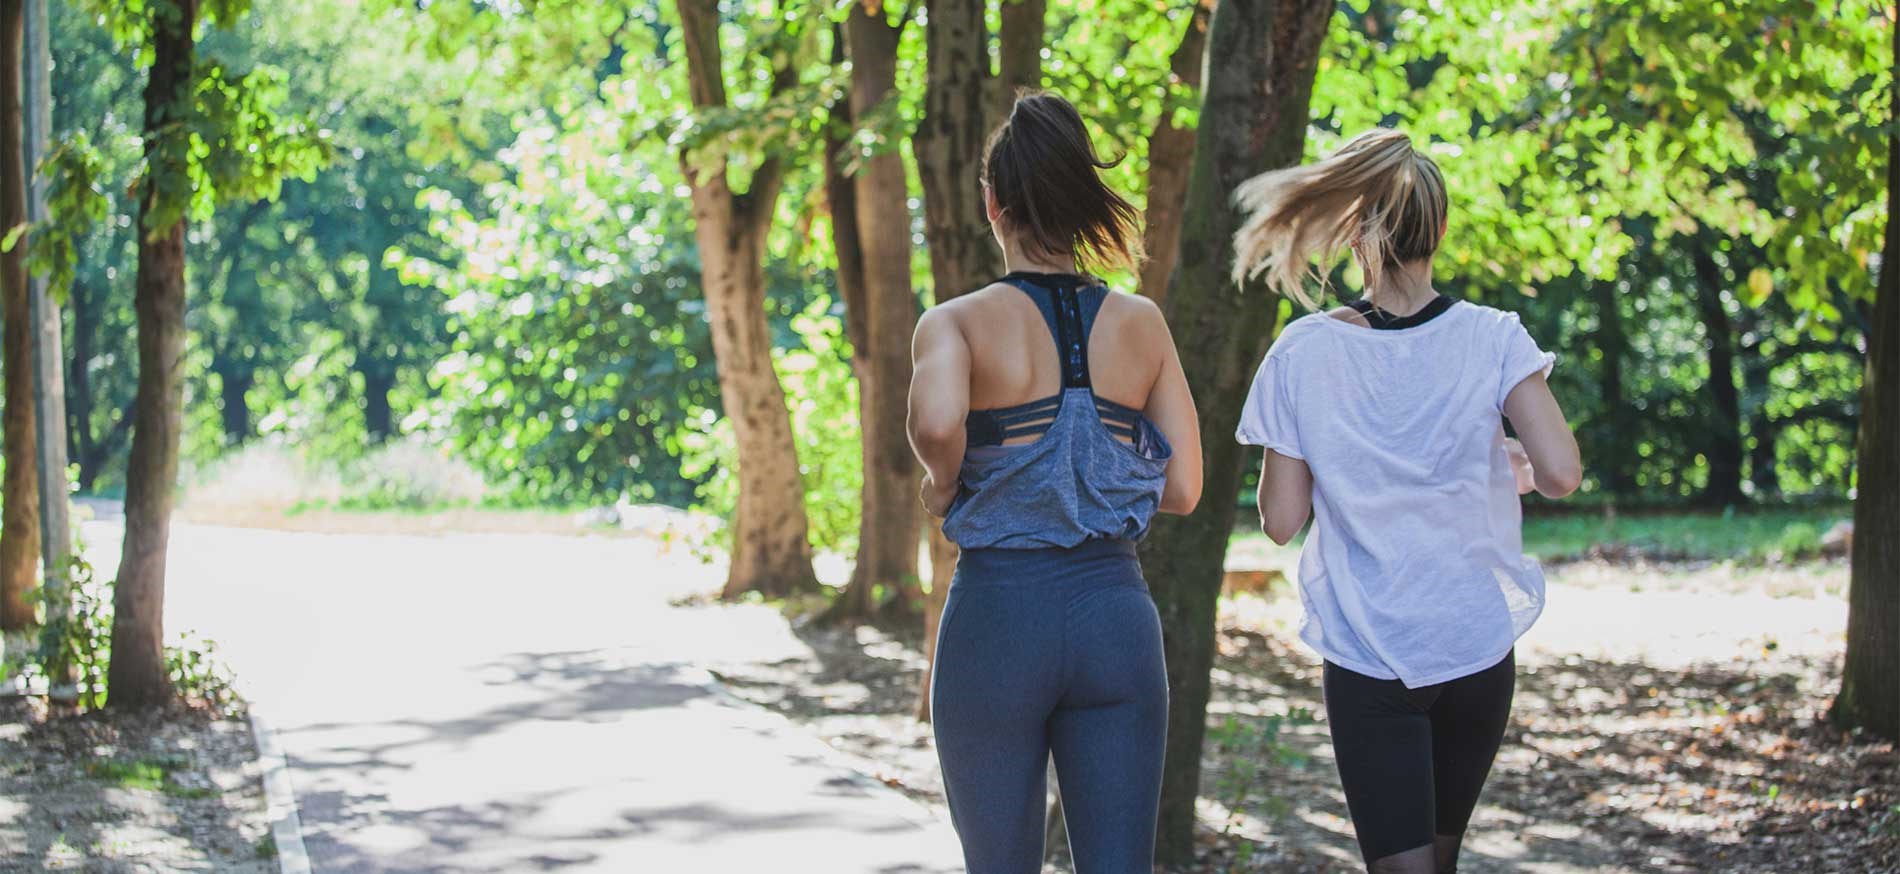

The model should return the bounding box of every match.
[23,551,113,712]
[1207,708,1316,830]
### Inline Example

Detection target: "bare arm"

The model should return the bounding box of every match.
[907,307,970,516]
[1141,302,1202,515]
[1256,449,1312,545]
[1502,373,1581,498]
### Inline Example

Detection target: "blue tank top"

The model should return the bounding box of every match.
[940,273,1174,550]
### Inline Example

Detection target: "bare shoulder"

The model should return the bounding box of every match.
[1100,290,1169,336]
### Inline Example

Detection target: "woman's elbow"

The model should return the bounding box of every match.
[1160,487,1200,516]
[1262,518,1300,547]
[907,414,961,456]
[1538,462,1583,499]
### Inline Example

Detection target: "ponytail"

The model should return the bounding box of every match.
[984,91,1145,274]
[1230,128,1448,309]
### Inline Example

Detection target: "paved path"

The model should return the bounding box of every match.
[80,519,964,873]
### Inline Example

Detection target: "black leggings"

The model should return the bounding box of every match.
[1322,651,1516,866]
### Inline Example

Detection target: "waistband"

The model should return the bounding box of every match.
[953,537,1141,587]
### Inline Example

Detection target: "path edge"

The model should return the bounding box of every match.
[248,710,313,874]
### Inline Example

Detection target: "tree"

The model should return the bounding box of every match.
[90,0,323,708]
[1136,0,1332,862]
[830,1,922,621]
[0,0,40,632]
[1137,0,1213,302]
[1833,27,1899,743]
[912,0,1006,718]
[673,0,820,599]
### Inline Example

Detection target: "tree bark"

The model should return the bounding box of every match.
[830,5,923,621]
[361,361,394,444]
[1593,277,1635,496]
[1138,0,1214,303]
[1136,0,1332,863]
[109,0,197,710]
[1833,53,1899,742]
[676,0,818,599]
[0,0,40,632]
[23,0,69,693]
[1690,244,1747,507]
[214,359,253,445]
[996,0,1045,111]
[65,276,92,482]
[913,0,1005,718]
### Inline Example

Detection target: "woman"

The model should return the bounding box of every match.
[906,92,1202,874]
[1231,128,1582,874]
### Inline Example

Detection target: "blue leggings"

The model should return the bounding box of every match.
[929,539,1168,874]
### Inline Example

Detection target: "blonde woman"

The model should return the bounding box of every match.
[1230,129,1582,874]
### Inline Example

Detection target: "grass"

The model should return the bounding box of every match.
[85,754,219,799]
[1229,505,1853,568]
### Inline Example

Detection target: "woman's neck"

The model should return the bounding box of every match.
[1001,239,1079,276]
[1365,260,1438,316]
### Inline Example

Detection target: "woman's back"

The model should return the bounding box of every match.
[922,272,1189,550]
[950,274,1165,421]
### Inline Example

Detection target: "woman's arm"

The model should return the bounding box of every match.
[1140,300,1202,515]
[1502,373,1582,498]
[908,307,971,516]
[1256,449,1312,545]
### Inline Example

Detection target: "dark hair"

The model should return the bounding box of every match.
[982,91,1144,273]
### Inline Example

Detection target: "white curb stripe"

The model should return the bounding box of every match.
[249,711,313,874]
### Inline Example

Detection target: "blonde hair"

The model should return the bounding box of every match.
[1230,128,1448,310]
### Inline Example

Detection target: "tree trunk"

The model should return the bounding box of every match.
[676,0,818,600]
[1138,0,1214,303]
[1593,277,1635,496]
[1690,245,1746,507]
[361,362,394,444]
[996,0,1045,111]
[1137,0,1332,863]
[0,0,40,632]
[1833,61,1899,742]
[830,2,923,622]
[214,358,253,445]
[65,277,92,483]
[913,0,1005,718]
[23,0,69,694]
[109,0,197,710]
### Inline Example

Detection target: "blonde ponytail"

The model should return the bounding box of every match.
[1230,128,1448,310]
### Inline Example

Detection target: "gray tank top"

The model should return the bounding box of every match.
[940,273,1173,550]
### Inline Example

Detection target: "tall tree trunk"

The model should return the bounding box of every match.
[65,276,92,482]
[1593,277,1635,496]
[913,0,1005,718]
[1832,58,1899,742]
[0,0,39,632]
[23,0,69,693]
[1137,0,1331,863]
[676,0,818,600]
[1138,0,1214,302]
[831,5,923,621]
[361,361,394,444]
[995,0,1045,112]
[214,358,253,445]
[1691,244,1746,507]
[109,0,197,710]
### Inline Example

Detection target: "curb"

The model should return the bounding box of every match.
[249,710,313,874]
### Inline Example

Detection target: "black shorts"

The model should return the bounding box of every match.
[1322,651,1517,863]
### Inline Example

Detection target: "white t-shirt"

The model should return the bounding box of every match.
[1236,301,1556,688]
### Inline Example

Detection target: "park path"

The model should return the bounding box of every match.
[77,514,964,874]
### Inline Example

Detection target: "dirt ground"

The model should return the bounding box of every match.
[710,558,1900,874]
[0,699,274,873]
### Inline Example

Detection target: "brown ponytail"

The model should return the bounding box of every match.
[1230,128,1449,309]
[983,91,1145,274]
